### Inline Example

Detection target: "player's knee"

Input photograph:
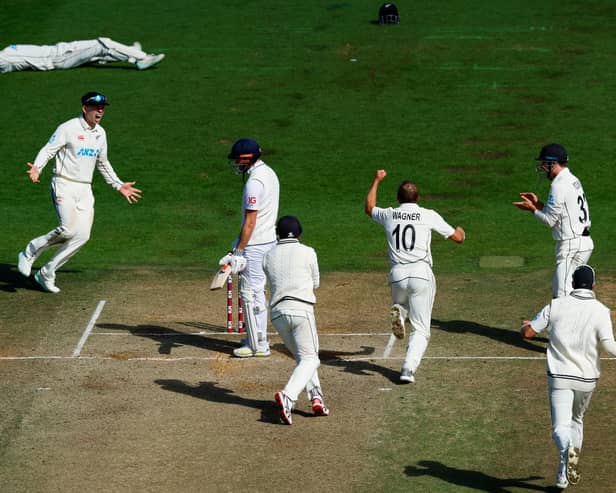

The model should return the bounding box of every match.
[552,425,570,449]
[56,225,75,240]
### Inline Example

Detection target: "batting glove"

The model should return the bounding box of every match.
[229,254,247,274]
[218,252,233,266]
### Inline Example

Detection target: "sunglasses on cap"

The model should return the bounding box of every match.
[83,94,109,106]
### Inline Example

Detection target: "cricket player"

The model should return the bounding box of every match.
[219,139,280,358]
[17,92,142,293]
[521,265,616,490]
[0,38,164,73]
[514,143,593,298]
[263,216,329,425]
[365,169,465,383]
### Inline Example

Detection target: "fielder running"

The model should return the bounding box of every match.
[219,139,280,358]
[520,265,616,490]
[365,169,465,383]
[514,143,593,298]
[0,38,164,73]
[17,92,142,293]
[263,216,329,425]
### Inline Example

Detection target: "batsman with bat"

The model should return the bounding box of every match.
[365,169,465,383]
[219,139,279,358]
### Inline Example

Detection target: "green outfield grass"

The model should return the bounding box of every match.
[2,2,616,492]
[1,0,615,274]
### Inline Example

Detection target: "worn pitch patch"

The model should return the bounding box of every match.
[479,256,525,268]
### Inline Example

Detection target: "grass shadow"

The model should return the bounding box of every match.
[432,319,548,353]
[405,460,551,492]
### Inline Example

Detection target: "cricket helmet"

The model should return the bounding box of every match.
[227,138,262,175]
[572,264,595,290]
[276,216,303,239]
[379,3,400,24]
[535,143,568,163]
[81,91,110,106]
[535,143,568,179]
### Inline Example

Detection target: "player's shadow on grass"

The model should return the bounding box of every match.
[319,346,401,384]
[154,379,310,424]
[0,263,82,293]
[97,323,242,355]
[405,460,551,492]
[432,319,548,353]
[0,263,26,292]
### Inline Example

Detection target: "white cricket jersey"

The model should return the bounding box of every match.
[33,116,123,189]
[534,168,591,240]
[371,202,455,273]
[263,239,319,309]
[242,160,279,245]
[531,289,616,391]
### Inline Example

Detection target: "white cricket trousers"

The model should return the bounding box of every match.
[24,177,94,282]
[553,237,593,298]
[549,385,593,457]
[391,273,436,374]
[239,242,275,351]
[271,303,322,402]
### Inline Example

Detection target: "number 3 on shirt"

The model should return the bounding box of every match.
[577,194,589,223]
[393,224,416,251]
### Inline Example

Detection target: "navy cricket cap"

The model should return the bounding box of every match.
[572,265,595,289]
[228,138,261,160]
[81,91,109,106]
[276,216,303,239]
[536,143,568,163]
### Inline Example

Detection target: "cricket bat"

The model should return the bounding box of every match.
[210,263,232,290]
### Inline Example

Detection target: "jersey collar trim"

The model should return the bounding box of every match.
[570,289,595,300]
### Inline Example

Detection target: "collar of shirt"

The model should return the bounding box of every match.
[570,288,596,300]
[277,238,300,245]
[79,115,100,133]
[248,160,265,174]
[399,202,420,209]
[552,166,571,184]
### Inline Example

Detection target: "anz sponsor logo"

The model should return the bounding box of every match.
[76,147,100,157]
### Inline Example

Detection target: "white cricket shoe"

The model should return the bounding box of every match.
[556,458,569,489]
[17,251,34,277]
[309,387,330,416]
[232,345,271,358]
[390,304,405,339]
[274,391,293,425]
[34,270,60,294]
[566,446,580,485]
[136,53,165,70]
[400,368,415,384]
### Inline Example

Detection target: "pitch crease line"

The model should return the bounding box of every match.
[72,300,106,358]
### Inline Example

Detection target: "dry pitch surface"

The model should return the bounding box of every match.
[1,268,616,492]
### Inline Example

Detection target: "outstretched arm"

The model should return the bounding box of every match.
[365,169,387,216]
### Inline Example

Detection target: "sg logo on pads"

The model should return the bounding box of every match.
[76,148,100,157]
